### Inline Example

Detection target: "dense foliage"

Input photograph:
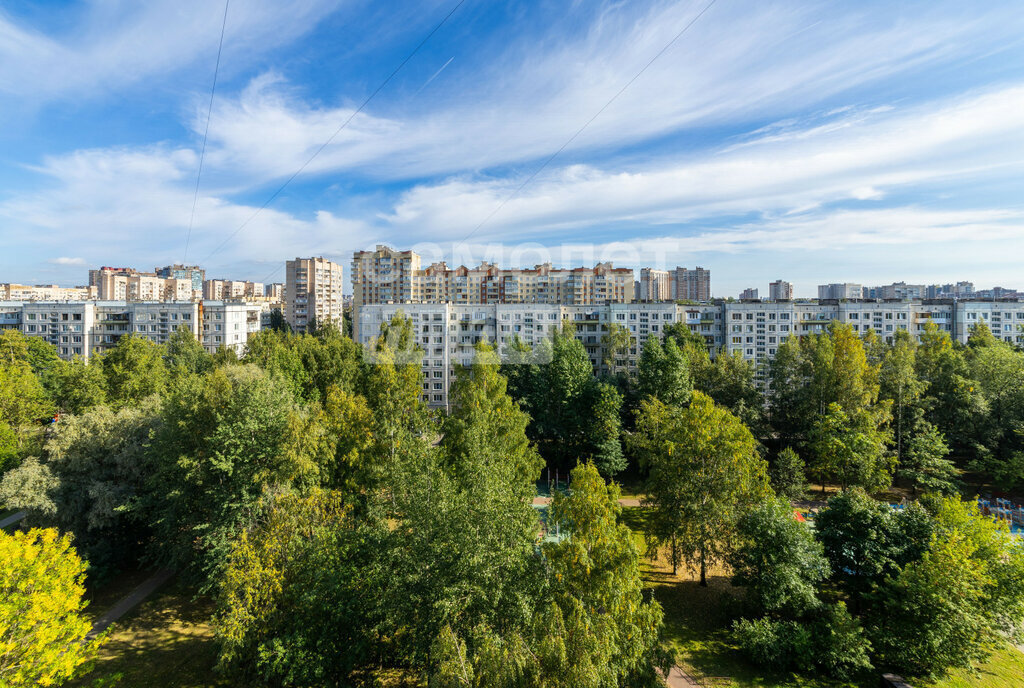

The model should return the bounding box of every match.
[2,313,1024,685]
[0,528,102,687]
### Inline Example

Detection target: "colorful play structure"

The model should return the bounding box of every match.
[978,496,1024,536]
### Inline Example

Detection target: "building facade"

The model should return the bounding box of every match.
[355,298,1024,407]
[638,268,672,301]
[673,266,711,301]
[0,284,96,301]
[740,288,759,300]
[351,246,635,307]
[285,257,345,333]
[155,264,205,296]
[200,301,263,355]
[0,300,267,361]
[817,283,864,300]
[355,302,723,408]
[768,280,793,300]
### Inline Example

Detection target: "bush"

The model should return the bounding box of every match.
[733,616,815,672]
[734,602,872,680]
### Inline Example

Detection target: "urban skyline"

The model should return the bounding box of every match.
[3,2,1024,295]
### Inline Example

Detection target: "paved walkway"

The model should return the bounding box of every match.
[87,568,177,639]
[532,496,642,507]
[0,510,26,529]
[662,665,701,687]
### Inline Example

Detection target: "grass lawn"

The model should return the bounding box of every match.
[621,505,872,688]
[70,582,225,688]
[620,504,1024,688]
[923,646,1024,688]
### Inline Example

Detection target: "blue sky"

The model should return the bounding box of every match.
[2,0,1024,297]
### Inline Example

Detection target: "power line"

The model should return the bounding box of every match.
[453,0,718,251]
[183,0,230,264]
[200,0,467,266]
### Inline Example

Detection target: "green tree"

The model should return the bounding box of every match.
[148,364,321,586]
[99,333,167,407]
[903,421,958,495]
[968,339,1024,484]
[915,323,986,460]
[634,392,770,583]
[692,349,764,432]
[442,341,543,489]
[729,497,830,617]
[808,402,893,492]
[46,358,107,415]
[868,528,995,675]
[0,333,53,471]
[0,398,161,576]
[0,528,103,687]
[636,335,691,406]
[770,447,808,501]
[585,380,626,477]
[600,322,632,377]
[215,490,383,685]
[164,325,212,380]
[879,330,927,469]
[815,488,933,607]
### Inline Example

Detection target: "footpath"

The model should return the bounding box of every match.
[87,568,177,639]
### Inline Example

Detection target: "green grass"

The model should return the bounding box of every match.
[70,583,225,688]
[622,505,870,688]
[621,504,1024,688]
[922,646,1024,688]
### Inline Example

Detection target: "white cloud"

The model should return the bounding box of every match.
[193,0,1024,182]
[0,0,344,101]
[377,84,1024,240]
[48,257,86,266]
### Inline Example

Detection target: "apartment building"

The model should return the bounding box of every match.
[89,267,195,301]
[351,246,635,307]
[203,279,265,300]
[155,264,205,296]
[673,266,711,301]
[638,268,673,301]
[265,283,285,301]
[0,284,97,300]
[864,282,926,299]
[285,257,345,332]
[1,299,272,361]
[769,280,793,300]
[817,283,864,300]
[201,301,263,355]
[355,302,723,408]
[740,288,759,300]
[355,297,1024,406]
[721,299,1024,387]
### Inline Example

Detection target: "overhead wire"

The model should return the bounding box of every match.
[183,0,230,264]
[451,0,718,252]
[200,0,468,267]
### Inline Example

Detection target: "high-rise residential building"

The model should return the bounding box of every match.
[817,283,864,300]
[864,282,926,300]
[638,268,672,301]
[351,245,422,306]
[352,296,1024,407]
[285,257,344,332]
[672,266,711,301]
[155,264,205,295]
[265,283,285,301]
[0,284,96,300]
[740,288,759,300]
[354,302,722,408]
[768,280,793,300]
[351,246,634,307]
[89,266,195,301]
[203,279,265,300]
